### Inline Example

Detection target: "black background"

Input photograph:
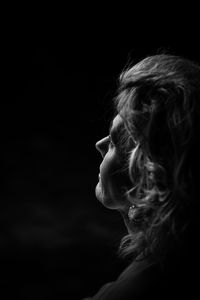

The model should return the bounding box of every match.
[1,10,200,299]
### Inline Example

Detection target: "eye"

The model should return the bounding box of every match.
[108,135,115,148]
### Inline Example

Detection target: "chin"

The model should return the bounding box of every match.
[95,181,120,210]
[95,182,104,203]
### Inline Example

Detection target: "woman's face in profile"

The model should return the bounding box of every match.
[95,115,130,212]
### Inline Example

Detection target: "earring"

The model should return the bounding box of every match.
[128,204,138,221]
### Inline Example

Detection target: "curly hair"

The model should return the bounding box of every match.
[115,54,200,262]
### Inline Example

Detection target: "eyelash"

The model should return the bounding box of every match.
[108,135,114,147]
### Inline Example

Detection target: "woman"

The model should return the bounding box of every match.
[84,54,200,299]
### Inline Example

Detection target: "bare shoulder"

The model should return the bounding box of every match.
[88,260,166,300]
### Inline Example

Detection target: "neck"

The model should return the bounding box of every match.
[119,210,132,233]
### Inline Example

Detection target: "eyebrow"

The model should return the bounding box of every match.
[109,119,114,135]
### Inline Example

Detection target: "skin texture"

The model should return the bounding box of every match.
[95,115,130,213]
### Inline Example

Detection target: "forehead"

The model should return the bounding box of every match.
[111,114,123,130]
[109,114,126,145]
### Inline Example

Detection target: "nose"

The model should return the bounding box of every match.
[95,137,109,157]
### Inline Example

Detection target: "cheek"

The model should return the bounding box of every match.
[100,151,120,182]
[100,151,132,193]
[100,155,130,210]
[100,152,130,199]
